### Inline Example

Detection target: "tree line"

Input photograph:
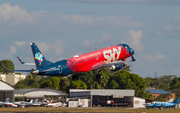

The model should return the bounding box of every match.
[14,67,148,98]
[1,59,178,100]
[144,75,180,99]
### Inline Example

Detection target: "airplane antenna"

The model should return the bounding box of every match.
[95,48,97,51]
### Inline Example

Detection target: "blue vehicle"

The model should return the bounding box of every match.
[146,102,155,109]
[146,98,174,109]
[154,98,179,110]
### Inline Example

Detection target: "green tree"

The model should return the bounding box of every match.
[109,80,119,89]
[40,77,60,89]
[113,70,146,97]
[142,91,154,100]
[14,77,40,88]
[92,81,102,89]
[59,77,70,92]
[158,75,176,90]
[170,77,180,87]
[98,67,111,89]
[0,60,15,74]
[79,70,97,89]
[69,80,87,89]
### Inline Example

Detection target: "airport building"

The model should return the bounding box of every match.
[0,80,14,102]
[145,89,175,100]
[68,89,145,108]
[15,88,67,101]
[0,73,26,85]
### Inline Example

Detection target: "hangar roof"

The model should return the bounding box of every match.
[90,89,134,96]
[69,89,135,97]
[145,89,172,94]
[0,80,14,90]
[15,88,67,96]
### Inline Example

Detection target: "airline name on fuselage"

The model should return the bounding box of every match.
[103,46,121,62]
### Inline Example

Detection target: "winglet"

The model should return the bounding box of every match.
[17,56,25,64]
[17,56,35,65]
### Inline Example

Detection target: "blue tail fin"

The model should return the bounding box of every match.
[30,43,52,70]
[173,98,179,104]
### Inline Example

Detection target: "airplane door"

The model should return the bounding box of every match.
[58,65,62,73]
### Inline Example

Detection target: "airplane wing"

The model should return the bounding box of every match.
[89,56,135,71]
[17,56,35,65]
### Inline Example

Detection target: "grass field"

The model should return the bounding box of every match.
[0,107,180,113]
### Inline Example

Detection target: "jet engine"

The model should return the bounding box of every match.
[109,65,116,71]
[109,63,125,71]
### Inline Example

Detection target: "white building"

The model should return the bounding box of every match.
[0,73,26,85]
[0,74,6,82]
[0,80,14,102]
[69,89,145,108]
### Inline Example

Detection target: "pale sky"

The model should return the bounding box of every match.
[0,0,180,78]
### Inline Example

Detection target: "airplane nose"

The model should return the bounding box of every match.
[129,48,134,55]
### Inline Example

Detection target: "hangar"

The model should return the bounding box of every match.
[69,89,145,108]
[15,88,67,101]
[0,80,14,102]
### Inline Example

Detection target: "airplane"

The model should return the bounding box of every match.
[146,98,178,109]
[146,98,174,109]
[24,99,41,108]
[45,100,62,108]
[146,98,174,104]
[0,98,17,108]
[154,98,179,110]
[14,99,33,108]
[13,43,135,79]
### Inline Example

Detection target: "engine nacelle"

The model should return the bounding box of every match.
[109,65,116,71]
[109,63,125,71]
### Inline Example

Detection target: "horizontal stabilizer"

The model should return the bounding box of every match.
[10,70,34,72]
[17,56,35,65]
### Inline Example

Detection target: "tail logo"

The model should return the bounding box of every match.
[35,52,43,66]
